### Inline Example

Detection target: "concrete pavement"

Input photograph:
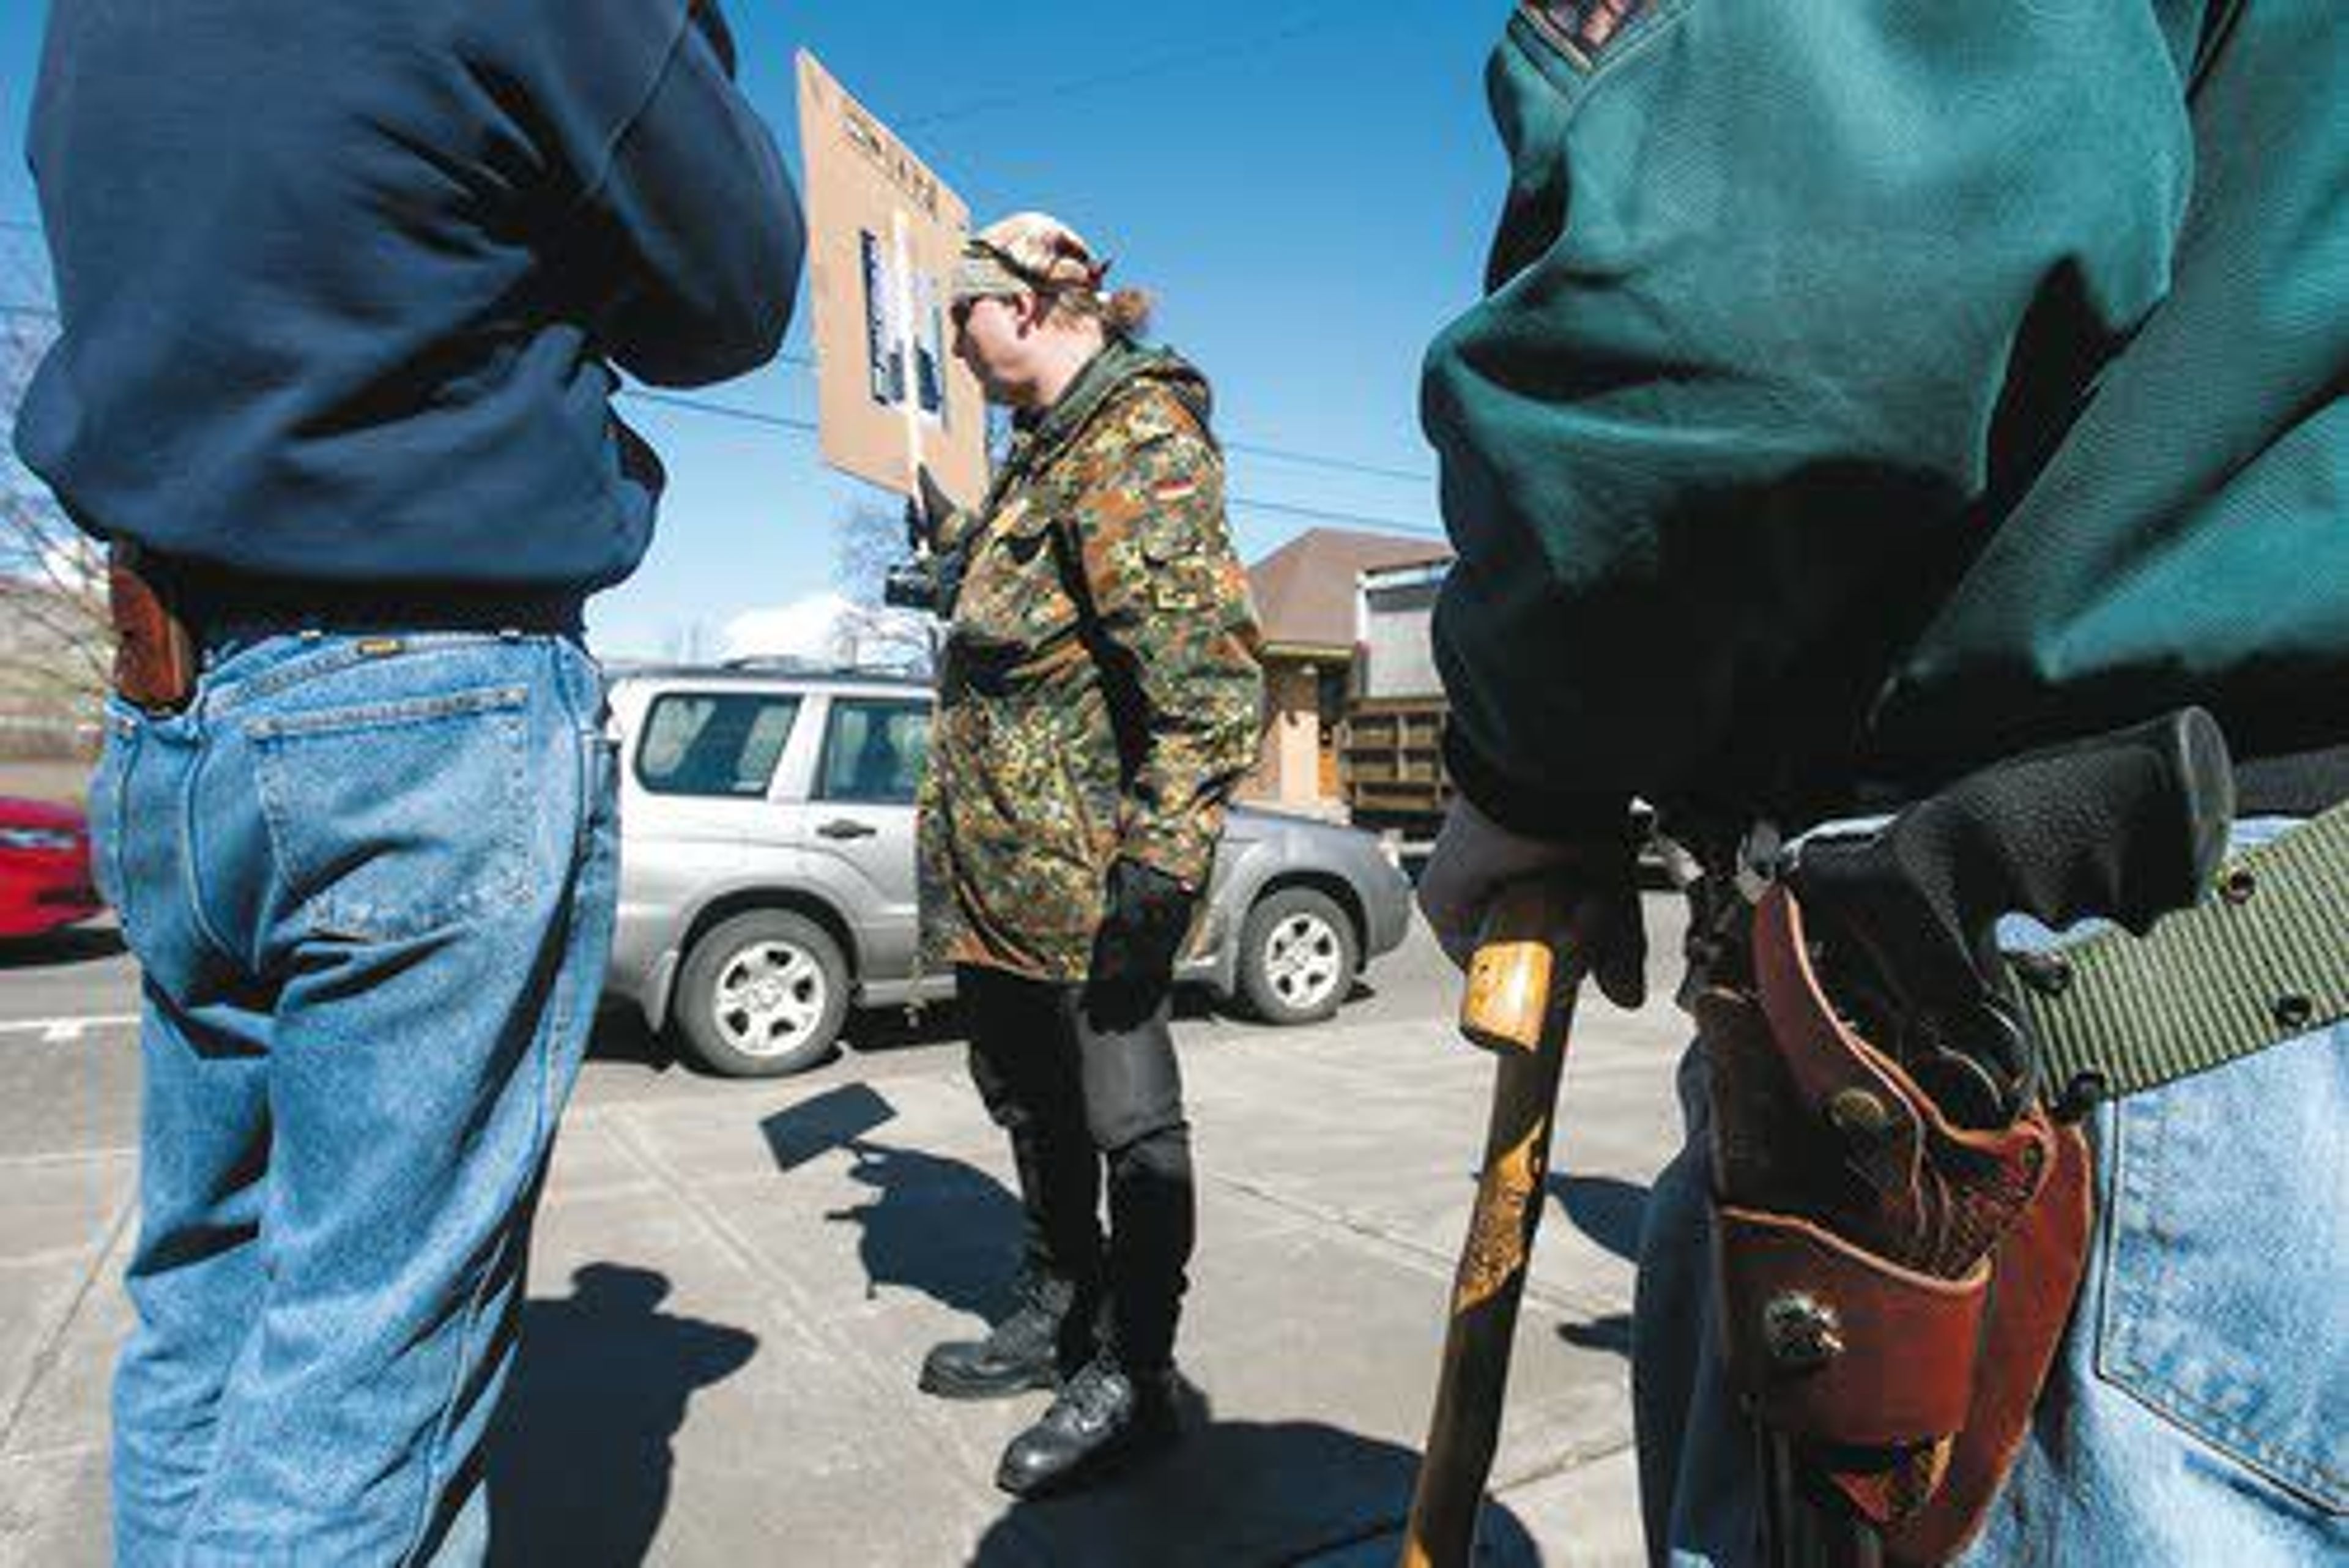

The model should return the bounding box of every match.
[0,909,1691,1566]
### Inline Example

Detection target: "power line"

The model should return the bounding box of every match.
[898,6,1348,130]
[1221,439,1430,485]
[0,293,820,371]
[615,388,1445,537]
[0,301,1447,538]
[620,387,818,434]
[1225,496,1445,540]
[619,385,1430,489]
[2,213,1436,488]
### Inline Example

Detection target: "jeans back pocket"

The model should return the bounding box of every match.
[250,683,530,943]
[2095,1022,2348,1515]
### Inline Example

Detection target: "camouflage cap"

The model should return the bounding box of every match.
[951,211,1110,305]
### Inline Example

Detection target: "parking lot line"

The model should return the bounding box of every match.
[0,1016,141,1044]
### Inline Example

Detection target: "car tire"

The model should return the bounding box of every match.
[673,908,850,1077]
[1236,886,1358,1026]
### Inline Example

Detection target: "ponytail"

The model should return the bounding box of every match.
[1041,284,1156,339]
[1102,288,1154,338]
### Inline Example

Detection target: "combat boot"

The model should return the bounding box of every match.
[918,1272,1077,1400]
[993,1354,1181,1498]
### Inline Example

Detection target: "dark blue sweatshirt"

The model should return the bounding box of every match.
[15,0,802,601]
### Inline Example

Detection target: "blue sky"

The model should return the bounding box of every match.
[1,2,1510,658]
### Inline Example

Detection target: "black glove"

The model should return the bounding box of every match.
[890,465,970,615]
[906,463,960,550]
[1089,858,1195,1017]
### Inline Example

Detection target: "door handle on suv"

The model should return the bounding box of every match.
[817,819,879,840]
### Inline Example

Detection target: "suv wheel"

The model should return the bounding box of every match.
[1236,886,1357,1025]
[674,909,850,1077]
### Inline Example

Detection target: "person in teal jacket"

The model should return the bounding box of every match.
[1417,3,2343,1563]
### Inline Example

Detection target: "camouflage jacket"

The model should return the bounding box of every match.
[918,340,1265,981]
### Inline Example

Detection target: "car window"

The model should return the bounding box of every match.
[817,700,930,804]
[636,693,802,798]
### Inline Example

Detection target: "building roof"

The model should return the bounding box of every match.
[1245,528,1453,656]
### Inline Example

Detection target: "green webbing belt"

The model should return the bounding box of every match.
[2012,800,2349,1106]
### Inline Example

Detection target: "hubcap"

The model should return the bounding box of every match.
[1264,912,1344,1011]
[711,940,827,1057]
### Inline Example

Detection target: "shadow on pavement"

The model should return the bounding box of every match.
[486,1264,758,1568]
[585,1006,678,1069]
[1559,1312,1635,1361]
[970,1380,1545,1567]
[760,1084,1029,1320]
[836,978,1310,1061]
[1548,1172,1647,1264]
[0,922,125,970]
[842,998,973,1057]
[824,1135,1026,1320]
[1548,1173,1647,1364]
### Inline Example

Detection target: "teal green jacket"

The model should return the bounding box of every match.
[1425,1,2345,837]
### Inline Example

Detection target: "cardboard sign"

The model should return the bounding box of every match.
[796,51,989,501]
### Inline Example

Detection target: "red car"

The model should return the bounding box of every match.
[0,795,104,940]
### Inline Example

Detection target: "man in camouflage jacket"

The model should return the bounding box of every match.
[912,212,1263,1499]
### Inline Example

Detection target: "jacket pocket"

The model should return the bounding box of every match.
[250,684,531,942]
[2093,1024,2348,1515]
[951,500,1083,669]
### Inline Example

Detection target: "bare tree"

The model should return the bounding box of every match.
[834,494,910,609]
[1,236,111,746]
[833,494,934,674]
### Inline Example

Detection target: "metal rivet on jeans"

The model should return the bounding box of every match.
[2054,1071,2107,1123]
[1826,1088,1893,1140]
[1764,1294,1844,1372]
[2219,868,2257,905]
[2273,994,2315,1032]
[2013,952,2073,998]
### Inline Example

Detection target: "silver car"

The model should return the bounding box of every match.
[603,664,1416,1077]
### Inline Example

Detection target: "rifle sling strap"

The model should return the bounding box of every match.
[2010,800,2349,1109]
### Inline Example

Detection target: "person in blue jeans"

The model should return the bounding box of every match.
[1414,2,2343,1564]
[15,2,801,1559]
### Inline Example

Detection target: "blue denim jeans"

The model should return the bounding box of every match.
[1636,818,2347,1566]
[86,628,618,1566]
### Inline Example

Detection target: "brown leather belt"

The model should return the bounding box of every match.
[102,544,585,716]
[106,543,199,715]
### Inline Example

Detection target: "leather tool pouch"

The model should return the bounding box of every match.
[106,543,199,715]
[1707,885,2091,1565]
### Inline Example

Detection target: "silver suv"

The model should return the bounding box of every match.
[604,663,1415,1077]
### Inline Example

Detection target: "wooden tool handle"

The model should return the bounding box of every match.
[1461,879,1572,1055]
[1404,879,1584,1567]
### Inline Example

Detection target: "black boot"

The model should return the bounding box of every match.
[918,1273,1075,1400]
[993,1356,1181,1498]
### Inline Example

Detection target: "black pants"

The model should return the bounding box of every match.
[958,964,1194,1373]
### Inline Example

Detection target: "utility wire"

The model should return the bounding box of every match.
[1223,496,1447,540]
[898,6,1348,130]
[616,387,1447,539]
[0,300,1447,537]
[1,213,1437,488]
[622,387,819,435]
[1222,439,1430,485]
[618,387,1434,489]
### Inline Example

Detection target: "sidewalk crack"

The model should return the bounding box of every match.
[1204,1172,1615,1320]
[1,1192,133,1458]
